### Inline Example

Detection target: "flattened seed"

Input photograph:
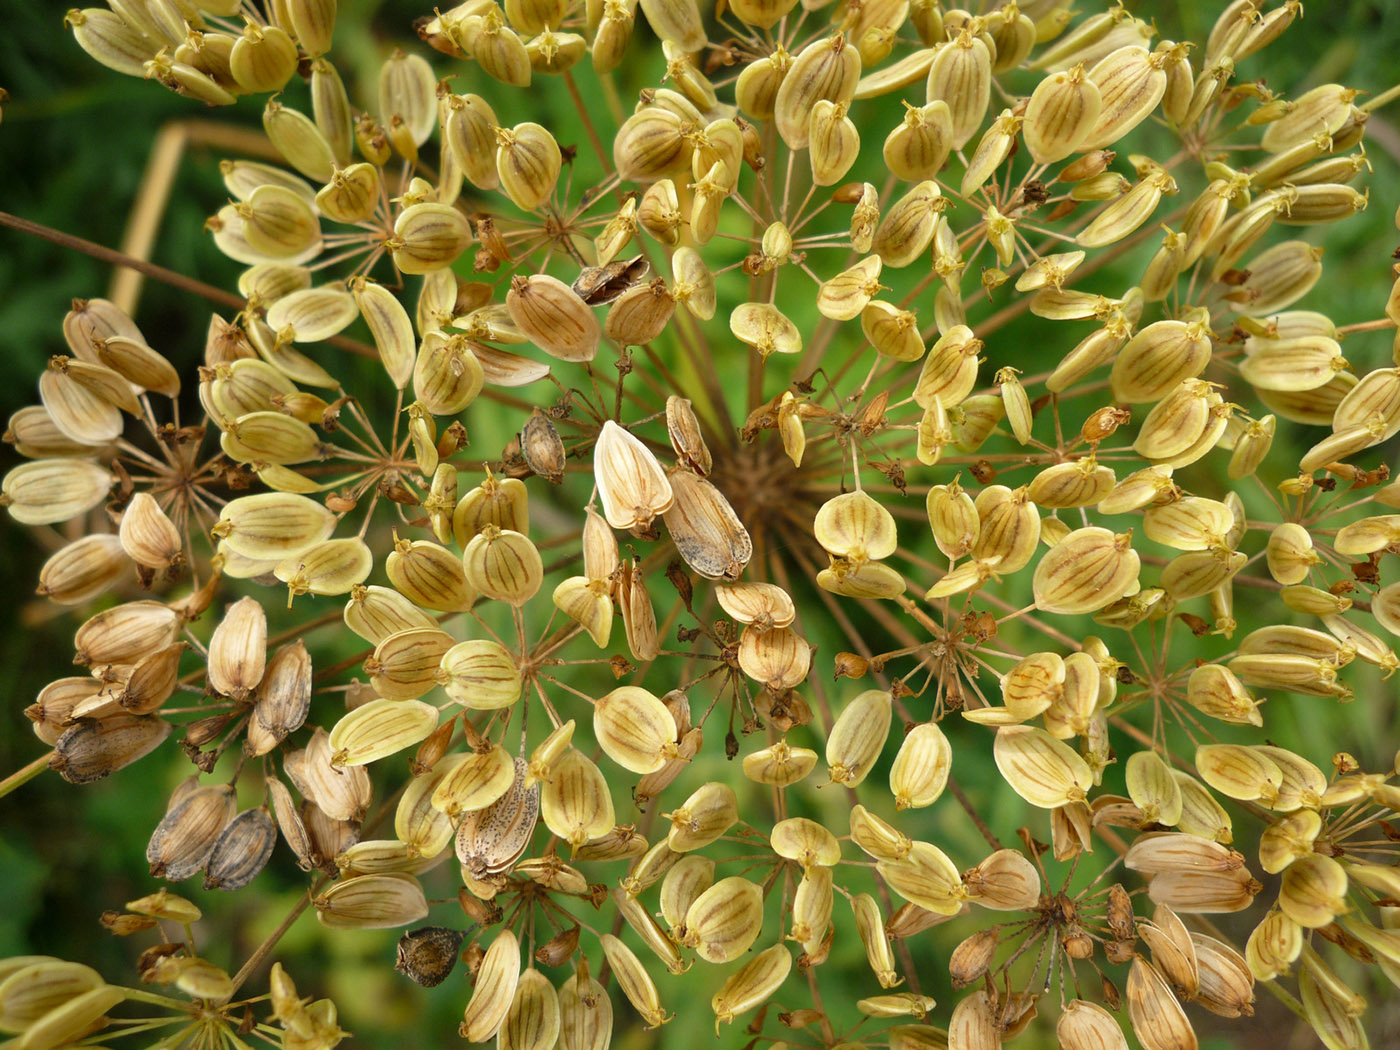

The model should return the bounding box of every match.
[146,783,238,882]
[662,471,751,581]
[594,420,674,531]
[1032,526,1139,614]
[203,808,277,890]
[457,757,539,878]
[315,872,430,930]
[327,698,440,767]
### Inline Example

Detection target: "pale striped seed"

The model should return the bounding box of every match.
[327,698,439,768]
[436,747,515,821]
[730,301,802,356]
[741,739,817,786]
[665,781,736,852]
[1024,63,1101,164]
[594,686,678,775]
[825,689,891,786]
[994,725,1093,808]
[366,627,453,701]
[851,892,900,987]
[1032,526,1139,614]
[712,944,791,1029]
[540,750,613,848]
[889,723,951,810]
[459,929,521,1041]
[774,34,860,150]
[682,876,763,963]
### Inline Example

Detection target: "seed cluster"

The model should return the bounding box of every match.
[5,0,1400,1047]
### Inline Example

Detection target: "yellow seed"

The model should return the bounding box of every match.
[599,934,670,1028]
[825,689,892,786]
[540,750,614,847]
[994,725,1093,808]
[460,929,521,1041]
[594,686,679,774]
[1024,63,1102,164]
[774,34,861,150]
[326,698,439,770]
[850,892,901,988]
[1032,526,1140,614]
[711,944,791,1030]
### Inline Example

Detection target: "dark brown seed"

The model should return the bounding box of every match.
[520,408,565,484]
[572,255,650,305]
[395,926,466,987]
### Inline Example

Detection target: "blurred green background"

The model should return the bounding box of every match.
[3,1,1400,1048]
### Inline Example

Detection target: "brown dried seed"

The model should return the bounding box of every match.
[147,784,237,882]
[664,395,712,475]
[241,641,311,755]
[662,470,751,581]
[1127,957,1197,1050]
[72,600,181,667]
[203,807,277,891]
[205,597,267,702]
[519,408,565,484]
